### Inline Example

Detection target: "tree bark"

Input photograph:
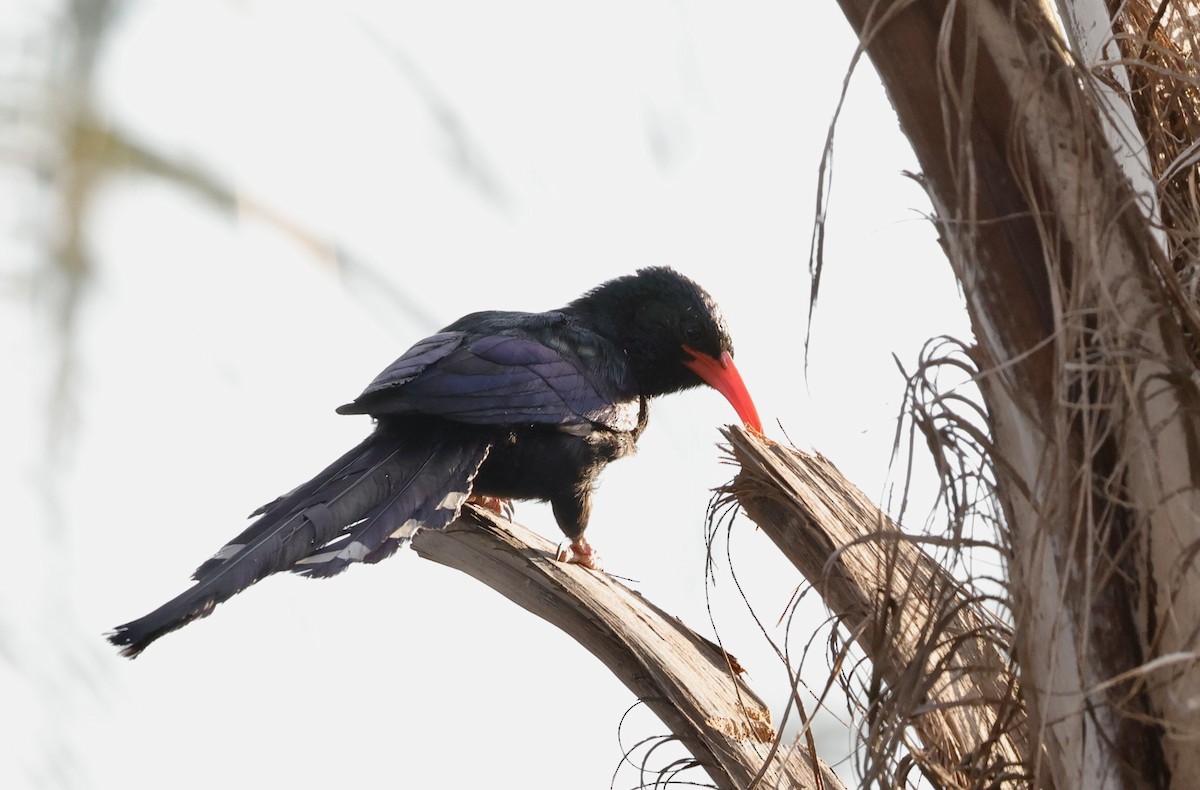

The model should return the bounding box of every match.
[828,0,1200,786]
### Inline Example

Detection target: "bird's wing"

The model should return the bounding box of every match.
[338,312,640,432]
[342,331,466,391]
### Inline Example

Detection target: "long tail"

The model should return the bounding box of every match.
[107,423,490,658]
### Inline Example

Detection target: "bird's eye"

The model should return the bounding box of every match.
[683,321,703,343]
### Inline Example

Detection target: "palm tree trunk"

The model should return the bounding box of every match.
[828,0,1200,785]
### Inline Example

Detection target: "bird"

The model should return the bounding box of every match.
[107,267,762,658]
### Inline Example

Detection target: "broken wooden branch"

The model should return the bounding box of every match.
[721,426,1029,788]
[411,504,845,790]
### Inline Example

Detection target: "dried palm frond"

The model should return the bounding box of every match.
[1112,1,1200,325]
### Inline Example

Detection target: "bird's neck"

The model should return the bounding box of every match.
[563,283,701,399]
[561,296,631,344]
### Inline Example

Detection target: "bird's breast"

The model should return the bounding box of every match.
[472,422,639,503]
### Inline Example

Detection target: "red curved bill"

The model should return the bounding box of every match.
[681,346,764,433]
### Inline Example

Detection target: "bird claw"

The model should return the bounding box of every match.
[556,537,604,571]
[468,495,514,519]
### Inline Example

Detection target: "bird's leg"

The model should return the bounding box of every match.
[551,490,603,570]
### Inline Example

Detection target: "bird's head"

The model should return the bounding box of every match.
[569,267,763,432]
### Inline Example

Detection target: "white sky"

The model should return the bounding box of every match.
[5,1,971,788]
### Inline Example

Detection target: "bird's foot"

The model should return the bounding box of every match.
[556,537,604,571]
[468,495,514,519]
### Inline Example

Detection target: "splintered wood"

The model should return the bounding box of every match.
[721,426,1030,788]
[706,709,775,744]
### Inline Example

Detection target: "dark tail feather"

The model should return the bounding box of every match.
[189,435,396,581]
[106,425,491,658]
[293,442,490,578]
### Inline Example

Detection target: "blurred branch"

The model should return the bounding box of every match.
[351,18,511,209]
[71,117,441,329]
[411,504,845,790]
[3,3,121,788]
[69,117,236,213]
